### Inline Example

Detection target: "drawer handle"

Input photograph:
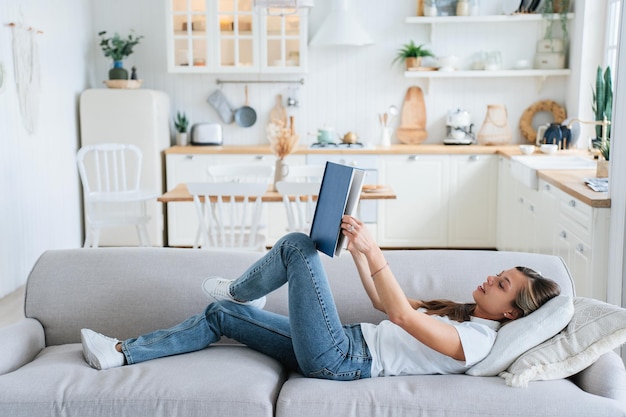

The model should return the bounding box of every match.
[518,197,524,204]
[559,230,567,239]
[543,184,551,191]
[576,244,585,253]
[255,155,266,160]
[469,155,479,161]
[568,200,576,208]
[185,155,195,160]
[529,205,535,213]
[408,155,418,161]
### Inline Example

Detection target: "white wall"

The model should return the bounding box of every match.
[0,0,92,297]
[91,0,573,148]
[1,0,620,299]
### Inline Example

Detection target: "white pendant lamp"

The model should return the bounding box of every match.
[309,0,373,46]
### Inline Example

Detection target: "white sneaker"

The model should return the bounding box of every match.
[81,328,125,370]
[202,277,266,309]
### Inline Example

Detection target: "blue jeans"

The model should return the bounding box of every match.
[121,232,372,380]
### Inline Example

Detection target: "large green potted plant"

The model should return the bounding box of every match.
[592,66,612,177]
[98,30,144,80]
[392,41,434,70]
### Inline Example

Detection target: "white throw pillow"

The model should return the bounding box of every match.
[500,297,626,388]
[466,295,574,377]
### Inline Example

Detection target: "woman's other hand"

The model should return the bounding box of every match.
[342,215,378,256]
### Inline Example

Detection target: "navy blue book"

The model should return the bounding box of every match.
[309,162,366,257]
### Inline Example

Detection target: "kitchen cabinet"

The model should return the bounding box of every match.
[549,182,610,300]
[403,14,573,91]
[496,156,515,251]
[166,0,308,73]
[496,160,610,300]
[379,155,450,247]
[448,154,497,247]
[378,154,497,248]
[165,152,305,246]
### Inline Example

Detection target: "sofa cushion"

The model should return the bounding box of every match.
[466,295,574,376]
[500,297,626,387]
[0,344,285,417]
[275,372,626,417]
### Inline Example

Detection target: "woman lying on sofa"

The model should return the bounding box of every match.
[81,214,561,379]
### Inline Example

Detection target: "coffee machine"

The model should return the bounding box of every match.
[445,109,475,145]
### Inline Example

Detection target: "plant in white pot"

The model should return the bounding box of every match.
[174,112,189,146]
[98,30,144,80]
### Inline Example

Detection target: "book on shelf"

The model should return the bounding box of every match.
[309,161,366,257]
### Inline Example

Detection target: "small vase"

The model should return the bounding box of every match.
[109,60,128,80]
[596,159,609,178]
[272,158,289,191]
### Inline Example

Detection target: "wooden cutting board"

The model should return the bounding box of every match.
[397,86,428,144]
[269,94,288,126]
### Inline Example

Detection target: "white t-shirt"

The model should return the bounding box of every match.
[361,310,500,377]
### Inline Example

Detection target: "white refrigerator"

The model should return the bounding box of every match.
[79,88,170,247]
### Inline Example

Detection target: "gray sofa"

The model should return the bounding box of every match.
[1,247,626,417]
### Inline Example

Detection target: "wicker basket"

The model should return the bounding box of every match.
[103,79,143,89]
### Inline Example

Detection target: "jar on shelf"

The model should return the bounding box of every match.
[424,0,437,16]
[457,0,470,16]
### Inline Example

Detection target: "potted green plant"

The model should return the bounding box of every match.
[174,111,189,146]
[392,41,434,70]
[592,66,612,177]
[540,0,570,54]
[98,30,144,80]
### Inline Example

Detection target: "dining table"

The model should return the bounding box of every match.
[157,183,397,203]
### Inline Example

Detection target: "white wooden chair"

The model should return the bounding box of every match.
[76,143,157,248]
[187,182,268,251]
[274,165,325,233]
[284,164,325,182]
[275,181,321,233]
[208,164,274,183]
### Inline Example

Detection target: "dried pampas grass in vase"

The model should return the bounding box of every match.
[267,116,299,190]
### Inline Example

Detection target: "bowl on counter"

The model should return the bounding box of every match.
[519,144,535,155]
[540,144,558,154]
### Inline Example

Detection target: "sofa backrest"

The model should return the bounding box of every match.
[25,248,574,346]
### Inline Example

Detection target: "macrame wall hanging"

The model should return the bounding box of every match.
[8,22,42,134]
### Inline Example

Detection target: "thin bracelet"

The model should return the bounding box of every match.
[371,262,389,279]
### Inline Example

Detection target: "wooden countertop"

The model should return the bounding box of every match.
[165,144,516,155]
[164,145,610,208]
[159,183,397,203]
[538,170,610,208]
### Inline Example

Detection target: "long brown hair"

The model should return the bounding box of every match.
[418,267,561,323]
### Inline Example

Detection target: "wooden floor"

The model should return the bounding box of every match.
[0,286,25,328]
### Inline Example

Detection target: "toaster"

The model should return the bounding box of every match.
[191,123,223,146]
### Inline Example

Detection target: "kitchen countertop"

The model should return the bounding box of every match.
[165,144,513,155]
[165,145,610,207]
[538,170,610,208]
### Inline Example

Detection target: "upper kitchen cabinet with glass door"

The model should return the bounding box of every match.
[166,0,308,74]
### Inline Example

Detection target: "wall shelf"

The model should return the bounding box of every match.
[404,69,571,93]
[404,69,571,78]
[405,13,574,24]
